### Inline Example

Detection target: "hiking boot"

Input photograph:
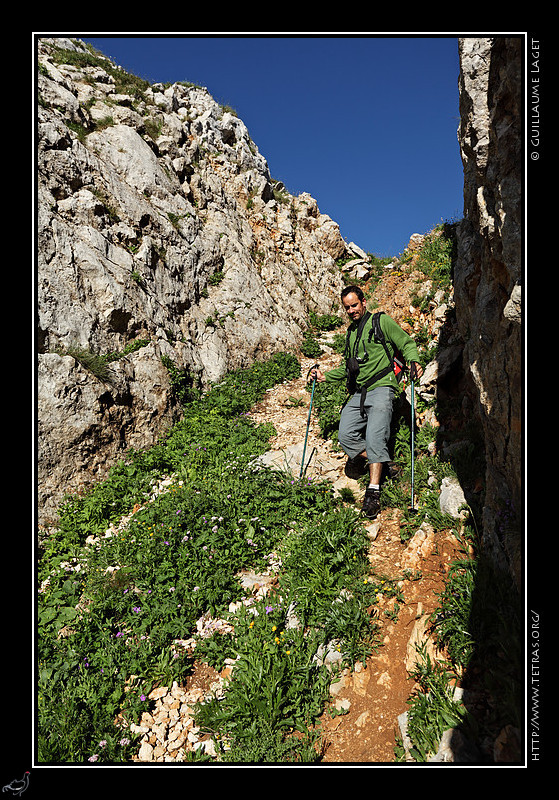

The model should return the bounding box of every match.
[362,487,381,519]
[344,455,368,479]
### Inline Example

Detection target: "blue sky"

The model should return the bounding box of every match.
[81,34,464,257]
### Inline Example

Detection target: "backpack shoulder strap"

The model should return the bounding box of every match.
[371,310,408,371]
[345,310,371,359]
[369,311,385,344]
[370,311,392,362]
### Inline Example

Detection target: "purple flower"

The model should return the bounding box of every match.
[140,694,146,702]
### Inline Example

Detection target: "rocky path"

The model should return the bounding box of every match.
[124,341,465,764]
[246,351,465,763]
[122,256,475,764]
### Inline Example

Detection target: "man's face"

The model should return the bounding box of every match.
[342,292,366,322]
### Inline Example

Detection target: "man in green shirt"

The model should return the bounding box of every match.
[311,285,423,519]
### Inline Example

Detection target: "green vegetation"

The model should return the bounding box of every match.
[208,270,225,286]
[393,517,522,762]
[41,340,496,763]
[300,333,323,359]
[50,43,150,98]
[412,223,456,295]
[37,352,382,763]
[300,310,344,359]
[54,340,151,384]
[404,647,469,761]
[56,344,115,384]
[37,38,520,758]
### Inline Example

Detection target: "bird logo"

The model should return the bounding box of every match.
[2,772,30,797]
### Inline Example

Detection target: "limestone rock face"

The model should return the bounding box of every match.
[37,38,347,523]
[455,37,522,582]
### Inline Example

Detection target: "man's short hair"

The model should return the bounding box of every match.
[341,285,365,302]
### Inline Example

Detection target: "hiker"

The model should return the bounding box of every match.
[310,285,423,519]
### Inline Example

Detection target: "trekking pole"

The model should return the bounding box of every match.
[409,364,416,513]
[300,364,319,478]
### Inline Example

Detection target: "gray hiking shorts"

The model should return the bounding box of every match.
[338,386,395,464]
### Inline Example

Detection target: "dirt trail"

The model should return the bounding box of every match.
[163,258,466,764]
[246,346,464,763]
[127,261,469,764]
[159,346,464,764]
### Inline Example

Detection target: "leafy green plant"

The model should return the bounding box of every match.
[144,117,162,141]
[309,311,343,331]
[66,121,89,143]
[130,270,145,288]
[58,343,115,384]
[301,333,322,358]
[195,598,331,753]
[405,646,467,761]
[208,270,224,286]
[167,211,185,230]
[414,224,456,293]
[311,381,347,444]
[161,354,198,405]
[429,555,477,671]
[104,338,151,363]
[331,332,347,354]
[430,532,523,733]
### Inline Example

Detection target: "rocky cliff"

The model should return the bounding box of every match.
[37,36,524,592]
[455,37,522,584]
[37,38,350,525]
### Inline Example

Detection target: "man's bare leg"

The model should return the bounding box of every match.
[358,451,382,487]
[369,462,382,487]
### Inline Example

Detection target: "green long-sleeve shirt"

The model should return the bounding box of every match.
[324,311,420,392]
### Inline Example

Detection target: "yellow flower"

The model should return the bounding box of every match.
[271,625,277,631]
[274,637,280,644]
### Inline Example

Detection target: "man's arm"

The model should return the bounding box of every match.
[310,363,346,384]
[381,314,424,379]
